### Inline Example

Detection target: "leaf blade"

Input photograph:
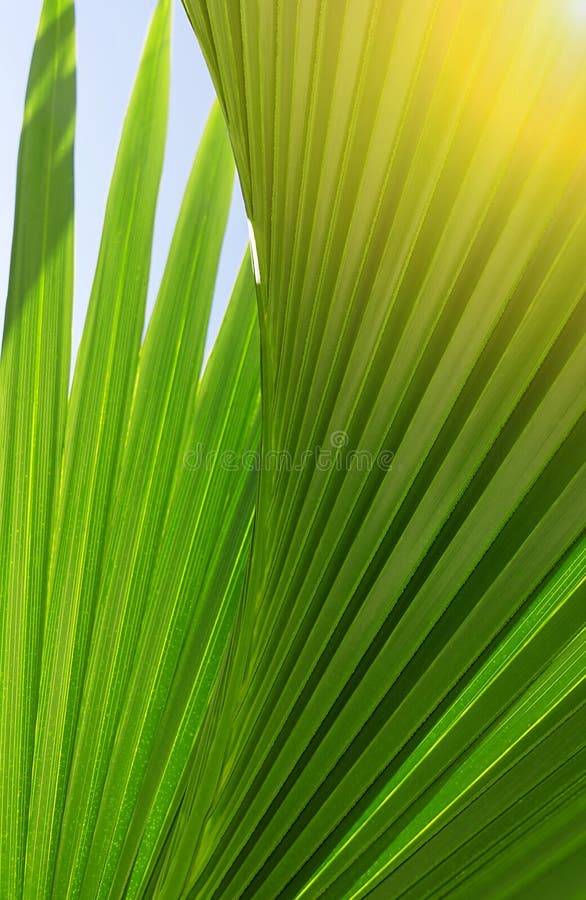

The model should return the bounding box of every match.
[177,2,586,895]
[23,3,171,894]
[0,1,75,894]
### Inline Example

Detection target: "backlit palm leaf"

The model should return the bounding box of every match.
[1,0,585,897]
[160,1,586,896]
[2,1,260,898]
[0,1,74,894]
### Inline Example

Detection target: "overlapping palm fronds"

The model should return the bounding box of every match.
[0,1,585,898]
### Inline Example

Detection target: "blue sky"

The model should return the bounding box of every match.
[0,0,248,364]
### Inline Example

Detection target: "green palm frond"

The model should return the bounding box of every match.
[0,0,75,893]
[1,1,259,897]
[1,0,585,898]
[162,2,586,897]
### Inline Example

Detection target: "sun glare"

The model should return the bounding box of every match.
[572,0,586,21]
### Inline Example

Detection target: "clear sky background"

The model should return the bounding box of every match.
[0,0,248,365]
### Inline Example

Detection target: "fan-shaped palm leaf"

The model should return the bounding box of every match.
[152,2,586,896]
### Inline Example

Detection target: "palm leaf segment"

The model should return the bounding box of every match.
[169,1,586,897]
[1,1,259,898]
